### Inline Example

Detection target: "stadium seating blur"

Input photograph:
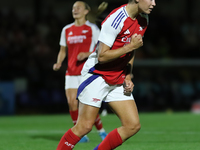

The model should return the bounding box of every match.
[0,0,200,114]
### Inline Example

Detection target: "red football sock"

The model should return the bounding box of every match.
[94,114,103,130]
[56,129,81,150]
[69,110,78,125]
[98,128,123,150]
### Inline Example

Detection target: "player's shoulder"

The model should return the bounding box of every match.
[62,22,75,30]
[85,20,99,30]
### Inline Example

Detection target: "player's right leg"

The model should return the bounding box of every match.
[65,88,79,123]
[65,88,89,143]
[65,75,89,142]
[56,102,100,150]
[72,102,100,137]
[65,75,80,114]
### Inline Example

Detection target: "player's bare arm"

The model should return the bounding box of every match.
[127,51,135,78]
[77,52,92,61]
[53,46,67,71]
[124,54,135,93]
[98,33,143,64]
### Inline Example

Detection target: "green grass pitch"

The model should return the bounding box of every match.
[0,112,200,150]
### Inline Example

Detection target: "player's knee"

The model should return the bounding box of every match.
[125,121,141,135]
[74,120,93,136]
[133,122,141,132]
[81,121,93,133]
[130,122,141,133]
[67,98,78,109]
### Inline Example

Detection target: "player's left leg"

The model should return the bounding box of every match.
[94,100,140,150]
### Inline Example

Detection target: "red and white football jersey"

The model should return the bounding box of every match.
[59,20,100,75]
[82,4,148,85]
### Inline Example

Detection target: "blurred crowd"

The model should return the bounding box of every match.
[133,67,200,112]
[0,1,200,113]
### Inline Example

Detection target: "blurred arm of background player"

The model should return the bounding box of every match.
[77,52,93,61]
[87,2,108,23]
[53,45,67,71]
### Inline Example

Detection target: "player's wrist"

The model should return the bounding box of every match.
[125,43,136,52]
[56,61,62,64]
[125,74,132,80]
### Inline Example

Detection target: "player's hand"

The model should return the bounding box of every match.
[53,63,61,71]
[77,52,87,61]
[123,75,134,95]
[98,2,108,12]
[129,33,143,50]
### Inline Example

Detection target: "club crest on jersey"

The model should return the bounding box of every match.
[139,26,143,31]
[82,30,89,33]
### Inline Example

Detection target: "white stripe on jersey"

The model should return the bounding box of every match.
[98,7,128,47]
[111,11,124,29]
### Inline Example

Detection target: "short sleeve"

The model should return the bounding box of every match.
[92,25,100,44]
[87,21,101,52]
[59,27,66,47]
[98,11,124,47]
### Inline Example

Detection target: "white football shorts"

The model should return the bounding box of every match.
[77,73,134,108]
[65,75,82,90]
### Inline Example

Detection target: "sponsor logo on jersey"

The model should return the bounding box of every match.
[122,36,131,43]
[68,35,86,44]
[124,29,130,34]
[68,31,73,35]
[82,30,89,33]
[64,142,75,148]
[92,98,101,103]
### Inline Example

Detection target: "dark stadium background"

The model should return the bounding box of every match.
[0,0,200,115]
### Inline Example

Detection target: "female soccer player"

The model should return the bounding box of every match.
[53,1,107,142]
[56,0,156,149]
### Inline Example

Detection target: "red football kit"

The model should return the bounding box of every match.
[59,20,100,76]
[83,4,148,85]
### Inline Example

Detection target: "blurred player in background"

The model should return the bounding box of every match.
[56,0,156,149]
[53,1,108,143]
[101,101,108,116]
